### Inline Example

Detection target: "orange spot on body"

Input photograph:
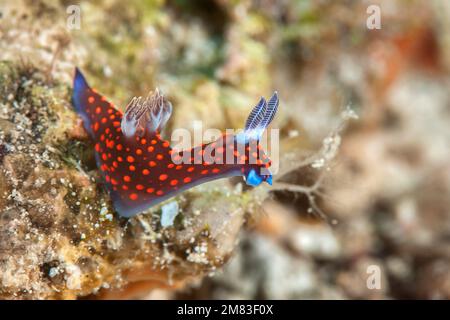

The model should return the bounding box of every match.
[124,176,131,182]
[136,184,144,190]
[95,107,101,114]
[129,193,138,201]
[147,146,154,152]
[88,96,95,103]
[142,169,150,175]
[156,190,164,196]
[149,161,156,167]
[156,154,163,160]
[183,177,191,183]
[129,165,136,171]
[146,188,154,194]
[170,179,178,186]
[127,155,135,163]
[159,174,168,181]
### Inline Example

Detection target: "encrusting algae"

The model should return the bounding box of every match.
[0,0,279,299]
[0,0,372,300]
[0,61,260,299]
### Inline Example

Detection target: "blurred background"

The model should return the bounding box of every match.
[1,0,449,299]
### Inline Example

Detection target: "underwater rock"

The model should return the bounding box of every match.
[0,62,255,299]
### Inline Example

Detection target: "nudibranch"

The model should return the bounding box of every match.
[72,68,279,217]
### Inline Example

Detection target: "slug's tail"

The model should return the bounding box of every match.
[72,68,122,140]
[72,68,92,131]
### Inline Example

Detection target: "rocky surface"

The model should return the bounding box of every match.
[0,59,258,299]
[1,0,449,299]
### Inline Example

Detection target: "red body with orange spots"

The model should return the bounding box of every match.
[73,68,276,217]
